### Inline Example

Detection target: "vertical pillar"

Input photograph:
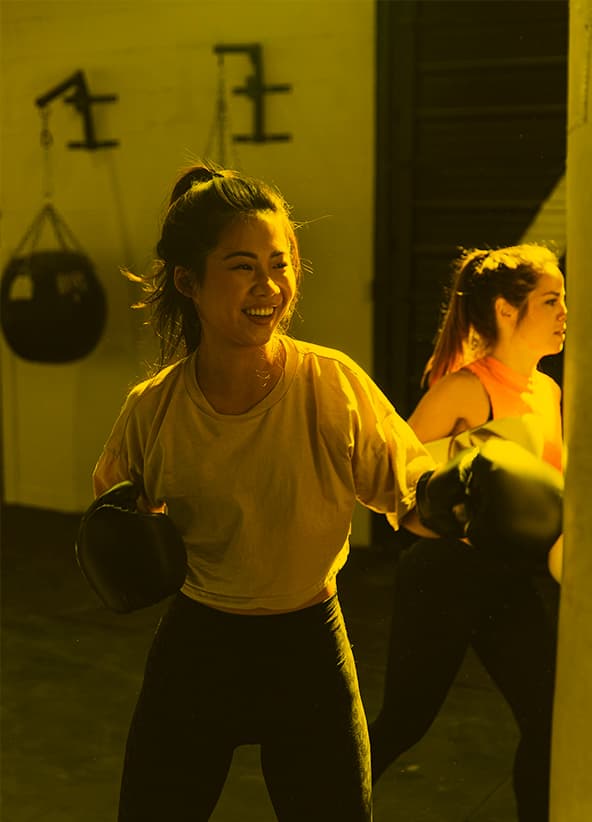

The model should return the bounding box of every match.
[550,0,592,818]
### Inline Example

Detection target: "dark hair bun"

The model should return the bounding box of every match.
[170,166,224,205]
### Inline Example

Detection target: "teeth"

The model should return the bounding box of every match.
[245,307,275,317]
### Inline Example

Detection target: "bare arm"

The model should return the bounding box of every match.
[408,370,491,441]
[401,370,489,539]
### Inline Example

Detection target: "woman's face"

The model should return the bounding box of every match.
[191,212,297,352]
[514,266,567,358]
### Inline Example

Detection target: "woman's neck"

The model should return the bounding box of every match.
[195,338,285,414]
[488,341,538,377]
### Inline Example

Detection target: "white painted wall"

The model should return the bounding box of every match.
[0,0,375,544]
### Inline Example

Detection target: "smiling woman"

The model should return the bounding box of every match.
[128,166,302,370]
[173,213,297,414]
[87,163,437,821]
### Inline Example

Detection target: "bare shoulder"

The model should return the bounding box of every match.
[408,369,490,442]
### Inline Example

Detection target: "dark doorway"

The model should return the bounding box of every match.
[373,0,567,548]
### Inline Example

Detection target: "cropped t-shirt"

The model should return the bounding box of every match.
[465,356,563,472]
[93,336,435,611]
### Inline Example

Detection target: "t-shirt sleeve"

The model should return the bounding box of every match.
[92,388,146,498]
[349,370,436,528]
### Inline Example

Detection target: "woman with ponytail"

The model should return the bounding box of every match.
[370,244,566,821]
[91,163,436,821]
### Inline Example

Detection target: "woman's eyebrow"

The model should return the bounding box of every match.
[222,250,285,260]
[223,251,256,260]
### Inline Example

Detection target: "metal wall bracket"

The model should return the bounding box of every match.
[214,43,292,143]
[35,70,119,150]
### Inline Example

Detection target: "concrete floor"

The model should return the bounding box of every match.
[2,504,530,821]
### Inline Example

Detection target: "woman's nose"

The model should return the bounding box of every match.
[252,267,280,294]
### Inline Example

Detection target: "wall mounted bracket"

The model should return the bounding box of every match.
[213,43,291,143]
[35,70,118,150]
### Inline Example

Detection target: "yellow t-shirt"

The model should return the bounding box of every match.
[92,336,434,611]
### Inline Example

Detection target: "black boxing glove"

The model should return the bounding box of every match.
[75,481,187,613]
[415,447,479,537]
[464,439,563,562]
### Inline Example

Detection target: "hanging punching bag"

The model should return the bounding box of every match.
[1,204,107,363]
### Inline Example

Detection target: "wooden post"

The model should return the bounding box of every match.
[550,0,592,818]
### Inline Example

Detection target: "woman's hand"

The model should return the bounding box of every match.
[548,534,563,583]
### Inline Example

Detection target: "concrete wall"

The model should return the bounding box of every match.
[0,0,375,543]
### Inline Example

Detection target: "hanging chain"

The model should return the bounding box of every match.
[39,106,54,202]
[203,54,241,169]
[8,104,87,258]
[215,53,227,166]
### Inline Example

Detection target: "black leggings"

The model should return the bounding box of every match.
[118,592,372,821]
[370,537,558,822]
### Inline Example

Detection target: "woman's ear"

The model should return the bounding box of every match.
[494,296,516,322]
[174,266,196,299]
